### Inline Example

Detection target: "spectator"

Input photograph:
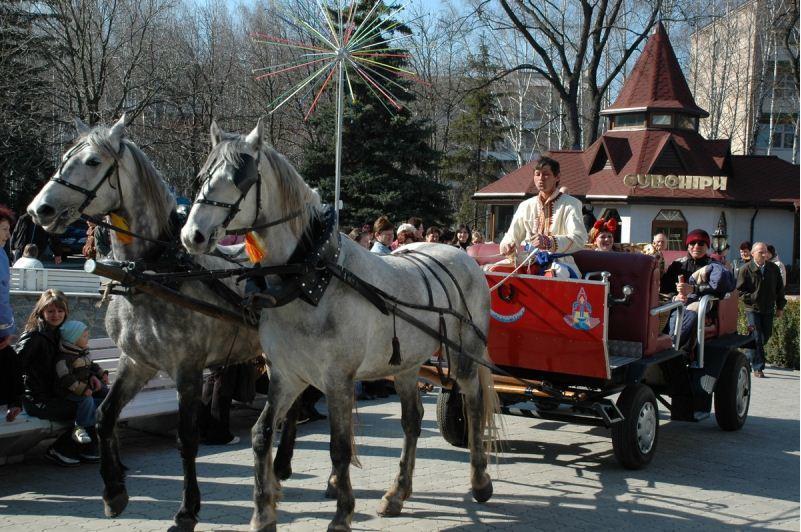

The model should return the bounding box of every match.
[589,218,617,252]
[10,212,62,264]
[395,223,418,249]
[347,228,371,250]
[408,217,424,241]
[199,361,259,445]
[737,242,786,378]
[471,230,485,245]
[648,233,668,276]
[660,229,714,352]
[766,245,787,286]
[425,226,442,243]
[16,289,90,466]
[371,216,394,255]
[0,205,23,423]
[452,224,472,251]
[731,241,752,276]
[55,321,108,448]
[83,221,111,260]
[12,244,44,269]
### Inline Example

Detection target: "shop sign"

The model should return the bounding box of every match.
[623,173,728,191]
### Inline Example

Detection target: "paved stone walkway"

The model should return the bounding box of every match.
[0,366,798,531]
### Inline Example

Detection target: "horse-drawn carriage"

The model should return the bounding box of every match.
[429,244,752,469]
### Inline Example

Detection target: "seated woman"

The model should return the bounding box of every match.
[589,218,617,252]
[17,289,96,466]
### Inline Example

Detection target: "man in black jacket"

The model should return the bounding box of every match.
[660,229,715,352]
[737,242,786,378]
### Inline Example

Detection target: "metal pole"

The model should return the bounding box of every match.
[334,55,345,224]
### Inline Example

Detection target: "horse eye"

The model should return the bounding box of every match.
[86,159,101,167]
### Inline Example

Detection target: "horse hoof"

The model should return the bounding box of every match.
[167,523,196,532]
[324,483,337,499]
[472,478,493,503]
[327,523,351,532]
[103,490,129,517]
[275,463,292,481]
[376,495,403,517]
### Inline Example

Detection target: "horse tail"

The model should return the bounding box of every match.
[477,347,503,455]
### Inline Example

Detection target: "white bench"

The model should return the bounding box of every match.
[0,337,179,465]
[10,267,102,293]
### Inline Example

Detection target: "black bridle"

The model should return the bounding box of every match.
[50,141,124,213]
[195,149,305,236]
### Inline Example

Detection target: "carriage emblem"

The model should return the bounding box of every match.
[564,287,600,330]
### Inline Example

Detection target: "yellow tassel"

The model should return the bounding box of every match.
[108,213,133,245]
[245,232,267,263]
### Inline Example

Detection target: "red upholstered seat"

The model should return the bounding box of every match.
[572,250,672,357]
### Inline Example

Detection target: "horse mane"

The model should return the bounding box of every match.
[81,126,175,235]
[201,137,321,237]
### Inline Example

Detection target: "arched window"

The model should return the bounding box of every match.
[652,209,687,250]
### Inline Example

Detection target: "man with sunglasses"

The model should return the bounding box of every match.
[660,229,715,352]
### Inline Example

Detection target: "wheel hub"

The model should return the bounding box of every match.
[636,402,656,454]
[736,366,750,417]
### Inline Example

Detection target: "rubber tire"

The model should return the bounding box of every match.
[436,388,468,448]
[612,384,659,470]
[714,350,751,431]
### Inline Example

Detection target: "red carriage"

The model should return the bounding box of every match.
[428,244,752,469]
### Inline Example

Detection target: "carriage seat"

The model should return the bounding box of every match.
[468,243,505,266]
[572,250,672,357]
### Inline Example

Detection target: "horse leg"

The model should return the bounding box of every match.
[170,368,204,532]
[251,377,304,532]
[98,356,156,518]
[273,398,300,481]
[457,364,494,504]
[377,369,422,517]
[326,385,356,532]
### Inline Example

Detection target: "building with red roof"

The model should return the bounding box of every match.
[475,22,799,274]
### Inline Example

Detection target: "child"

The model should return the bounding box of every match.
[56,321,109,444]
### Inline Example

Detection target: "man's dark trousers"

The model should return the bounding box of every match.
[745,311,774,372]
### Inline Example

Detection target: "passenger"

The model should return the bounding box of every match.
[55,321,108,449]
[425,226,442,243]
[16,289,92,466]
[499,156,586,276]
[471,230,485,245]
[0,205,23,423]
[660,229,726,352]
[452,224,472,251]
[648,232,668,276]
[12,244,44,269]
[588,218,616,252]
[370,216,394,255]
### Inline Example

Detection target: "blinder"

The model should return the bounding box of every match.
[232,153,258,194]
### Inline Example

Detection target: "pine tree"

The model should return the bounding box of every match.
[299,0,448,230]
[0,0,55,213]
[441,41,506,231]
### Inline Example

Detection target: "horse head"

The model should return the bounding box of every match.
[181,119,265,255]
[28,114,129,233]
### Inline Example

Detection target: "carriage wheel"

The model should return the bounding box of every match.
[436,388,468,448]
[714,350,750,431]
[611,384,659,470]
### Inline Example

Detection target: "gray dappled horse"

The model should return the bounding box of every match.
[27,116,301,531]
[181,119,500,532]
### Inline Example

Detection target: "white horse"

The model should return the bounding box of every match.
[181,120,499,532]
[27,116,301,531]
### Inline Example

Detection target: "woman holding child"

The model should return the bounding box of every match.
[17,289,100,466]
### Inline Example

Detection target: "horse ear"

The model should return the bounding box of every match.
[244,118,264,151]
[210,120,223,147]
[74,117,90,135]
[108,114,127,151]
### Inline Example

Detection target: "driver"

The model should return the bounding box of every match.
[499,156,586,276]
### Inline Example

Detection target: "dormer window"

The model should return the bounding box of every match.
[677,115,697,130]
[612,113,646,129]
[651,113,672,127]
